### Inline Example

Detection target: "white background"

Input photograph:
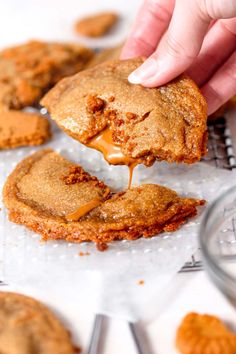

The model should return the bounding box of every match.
[0,1,236,353]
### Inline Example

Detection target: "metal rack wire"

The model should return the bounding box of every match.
[181,116,236,272]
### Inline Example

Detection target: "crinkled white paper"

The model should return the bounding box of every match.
[0,118,235,322]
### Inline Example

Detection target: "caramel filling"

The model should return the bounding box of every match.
[66,187,110,221]
[66,198,102,221]
[87,127,134,165]
[87,127,138,188]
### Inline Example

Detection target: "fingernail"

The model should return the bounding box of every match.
[128,58,159,84]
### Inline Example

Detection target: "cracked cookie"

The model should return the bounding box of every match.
[41,58,208,166]
[176,312,236,354]
[75,12,118,37]
[0,110,50,149]
[3,149,205,244]
[0,40,93,109]
[0,292,79,354]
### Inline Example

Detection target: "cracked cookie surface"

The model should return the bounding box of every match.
[41,58,207,166]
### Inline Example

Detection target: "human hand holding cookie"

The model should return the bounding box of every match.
[121,0,236,115]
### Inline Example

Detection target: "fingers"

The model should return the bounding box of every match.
[201,50,236,115]
[128,0,211,87]
[187,18,236,86]
[121,0,175,60]
[200,0,236,19]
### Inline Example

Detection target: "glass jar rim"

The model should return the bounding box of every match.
[199,184,236,286]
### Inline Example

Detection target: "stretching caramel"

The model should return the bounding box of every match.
[87,127,138,188]
[87,127,134,165]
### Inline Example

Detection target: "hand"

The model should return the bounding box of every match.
[121,0,236,115]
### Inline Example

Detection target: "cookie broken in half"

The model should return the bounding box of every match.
[3,149,205,244]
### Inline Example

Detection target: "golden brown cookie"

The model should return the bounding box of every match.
[0,110,50,149]
[3,149,205,244]
[75,12,118,37]
[0,40,94,109]
[176,312,236,354]
[86,44,122,68]
[0,292,79,354]
[41,58,208,166]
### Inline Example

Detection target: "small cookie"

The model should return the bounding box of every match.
[176,312,236,354]
[3,149,205,244]
[0,40,94,109]
[0,110,50,149]
[0,292,78,353]
[75,12,118,37]
[41,58,208,166]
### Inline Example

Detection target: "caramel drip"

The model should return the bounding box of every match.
[128,162,138,189]
[87,127,138,188]
[66,187,110,221]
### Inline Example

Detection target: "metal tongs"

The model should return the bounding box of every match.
[87,314,147,354]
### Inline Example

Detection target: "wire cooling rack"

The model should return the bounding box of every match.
[181,116,236,272]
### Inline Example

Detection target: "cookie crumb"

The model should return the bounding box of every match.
[138,280,145,285]
[87,95,105,114]
[126,112,137,121]
[61,166,107,192]
[104,109,117,121]
[79,251,90,256]
[108,96,115,102]
[96,242,108,252]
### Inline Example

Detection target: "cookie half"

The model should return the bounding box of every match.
[3,149,205,244]
[41,58,208,166]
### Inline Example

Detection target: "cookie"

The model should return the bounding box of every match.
[86,44,122,68]
[176,312,236,354]
[0,40,94,109]
[41,58,208,166]
[0,292,78,353]
[3,149,205,244]
[0,110,50,149]
[75,12,118,37]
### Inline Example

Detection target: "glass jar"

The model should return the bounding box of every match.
[200,185,236,307]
